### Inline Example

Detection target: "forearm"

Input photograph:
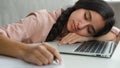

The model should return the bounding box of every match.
[0,34,28,59]
[96,26,120,42]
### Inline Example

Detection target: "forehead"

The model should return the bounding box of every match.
[90,10,105,33]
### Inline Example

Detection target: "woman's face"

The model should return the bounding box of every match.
[67,9,105,37]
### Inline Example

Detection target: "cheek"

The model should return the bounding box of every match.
[67,19,73,31]
[75,29,91,37]
[67,20,71,31]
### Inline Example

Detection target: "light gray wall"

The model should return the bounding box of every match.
[108,2,120,28]
[0,0,120,28]
[0,0,74,26]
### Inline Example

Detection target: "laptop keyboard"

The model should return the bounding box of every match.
[74,41,114,54]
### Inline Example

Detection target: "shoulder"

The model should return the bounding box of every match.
[26,8,63,24]
[27,8,63,18]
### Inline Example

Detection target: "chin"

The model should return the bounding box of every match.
[68,29,72,32]
[69,30,74,33]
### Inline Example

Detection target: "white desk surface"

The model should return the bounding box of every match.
[62,42,120,68]
[0,42,120,68]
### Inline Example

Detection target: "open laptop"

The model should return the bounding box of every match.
[47,40,118,58]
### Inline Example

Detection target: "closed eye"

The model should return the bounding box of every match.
[87,25,96,36]
[84,10,91,21]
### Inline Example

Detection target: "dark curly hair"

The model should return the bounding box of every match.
[46,0,115,41]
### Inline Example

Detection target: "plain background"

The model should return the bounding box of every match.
[0,0,120,28]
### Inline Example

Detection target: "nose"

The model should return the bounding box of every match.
[77,21,90,30]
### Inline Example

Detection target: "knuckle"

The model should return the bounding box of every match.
[35,45,44,51]
[48,54,54,60]
[52,48,58,53]
[48,55,54,64]
[37,62,43,66]
[36,45,42,49]
[43,59,49,65]
[32,45,40,51]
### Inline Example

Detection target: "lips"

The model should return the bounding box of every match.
[71,22,77,31]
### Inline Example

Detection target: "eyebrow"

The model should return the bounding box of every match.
[88,10,96,34]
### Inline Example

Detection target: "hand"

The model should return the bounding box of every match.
[58,33,93,45]
[21,43,62,65]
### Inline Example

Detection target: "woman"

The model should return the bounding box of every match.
[0,0,119,66]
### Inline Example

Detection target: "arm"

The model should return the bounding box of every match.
[58,33,93,45]
[0,9,63,65]
[0,33,27,59]
[0,33,62,65]
[0,9,63,43]
[96,26,120,43]
[59,26,120,45]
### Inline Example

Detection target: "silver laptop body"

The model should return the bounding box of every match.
[47,40,117,58]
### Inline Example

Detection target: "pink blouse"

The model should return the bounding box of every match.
[0,9,62,43]
[0,8,119,43]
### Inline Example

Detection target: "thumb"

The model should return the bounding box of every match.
[42,42,62,64]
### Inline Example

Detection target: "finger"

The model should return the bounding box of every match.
[43,43,62,64]
[60,33,78,45]
[69,36,91,44]
[59,36,70,44]
[25,54,43,66]
[62,33,72,40]
[67,37,80,44]
[59,33,74,45]
[35,50,49,65]
[33,55,43,65]
[64,36,78,44]
[37,45,54,64]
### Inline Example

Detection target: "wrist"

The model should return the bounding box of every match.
[14,42,31,59]
[111,26,120,36]
[0,34,29,59]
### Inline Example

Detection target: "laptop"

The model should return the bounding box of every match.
[47,40,118,58]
